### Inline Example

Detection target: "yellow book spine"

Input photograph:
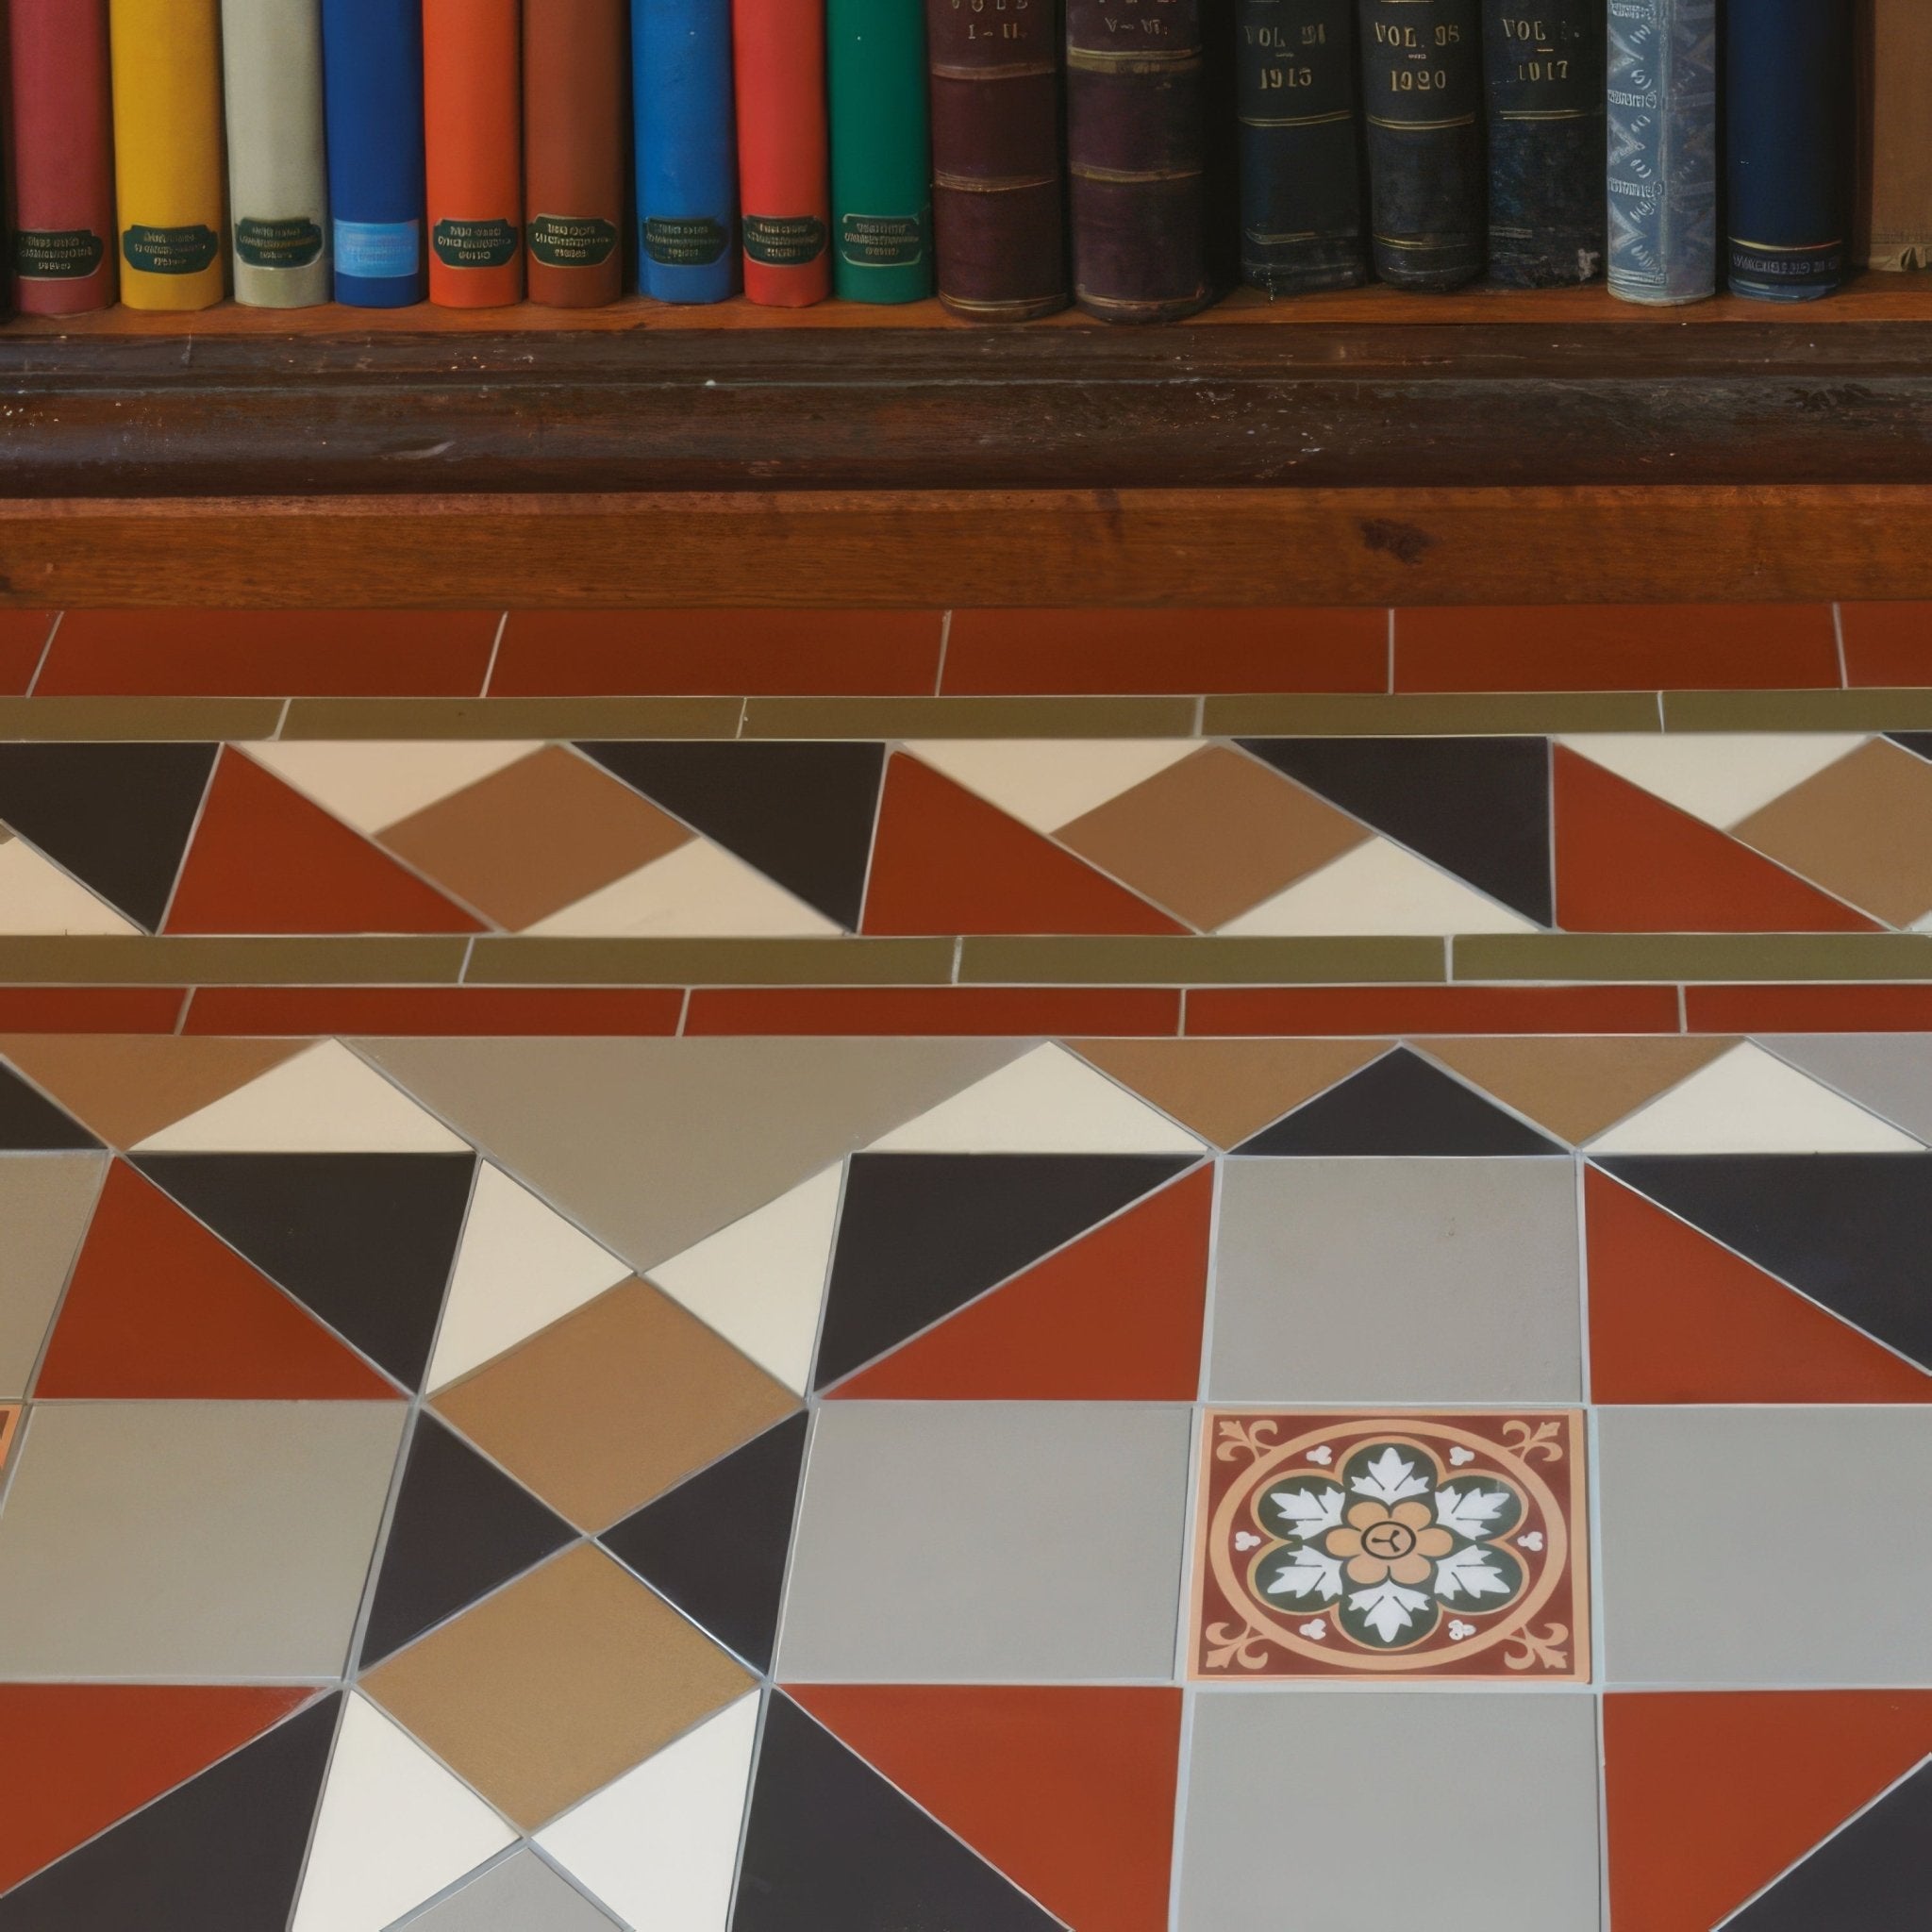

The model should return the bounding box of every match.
[109,0,228,310]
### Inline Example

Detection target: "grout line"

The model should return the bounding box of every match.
[950,935,962,986]
[479,609,509,697]
[272,696,292,741]
[933,608,953,696]
[1385,608,1396,694]
[675,985,692,1036]
[174,987,194,1035]
[1191,692,1206,736]
[23,610,63,696]
[734,695,750,740]
[1594,1677,1612,1932]
[1831,602,1848,689]
[458,933,477,986]
[1675,982,1688,1033]
[1654,688,1666,731]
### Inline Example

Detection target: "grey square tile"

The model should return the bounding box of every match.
[0,1401,406,1677]
[777,1402,1192,1682]
[1598,1407,1932,1685]
[0,1155,105,1398]
[1177,1689,1602,1931]
[1208,1158,1583,1403]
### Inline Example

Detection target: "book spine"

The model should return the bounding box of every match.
[1357,0,1484,290]
[221,0,331,308]
[108,0,226,311]
[321,0,426,308]
[636,0,738,302]
[732,0,831,306]
[6,0,117,315]
[828,0,933,304]
[525,0,627,308]
[1727,0,1853,300]
[1482,0,1605,286]
[1857,0,1932,270]
[424,0,525,308]
[1066,0,1210,323]
[924,0,1067,323]
[1236,0,1366,294]
[1607,1,1718,304]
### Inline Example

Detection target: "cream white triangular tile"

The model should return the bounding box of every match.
[426,1163,635,1391]
[242,741,540,836]
[1557,734,1867,828]
[1218,837,1538,935]
[0,836,141,934]
[646,1164,842,1394]
[291,1693,515,1932]
[524,839,840,937]
[870,1042,1206,1153]
[1588,1041,1924,1154]
[903,740,1200,833]
[536,1692,759,1932]
[134,1041,469,1153]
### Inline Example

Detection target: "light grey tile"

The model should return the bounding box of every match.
[1208,1158,1583,1403]
[0,1401,406,1677]
[1178,1690,1602,1931]
[0,1154,105,1398]
[1765,1036,1932,1144]
[399,1852,618,1931]
[778,1402,1192,1682]
[1598,1407,1932,1685]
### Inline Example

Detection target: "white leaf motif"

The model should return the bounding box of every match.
[1347,1580,1431,1642]
[1306,1444,1334,1465]
[1350,1446,1430,1506]
[1234,1530,1261,1552]
[1449,1446,1475,1466]
[1298,1619,1327,1641]
[1448,1619,1475,1640]
[1268,1484,1343,1536]
[1519,1530,1544,1553]
[1265,1547,1344,1603]
[1434,1544,1514,1602]
[1435,1483,1513,1541]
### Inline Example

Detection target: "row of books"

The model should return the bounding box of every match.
[6,2,1928,323]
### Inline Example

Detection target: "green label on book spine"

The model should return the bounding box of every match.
[840,212,927,270]
[13,228,107,280]
[235,216,325,270]
[530,214,619,269]
[122,224,221,276]
[432,219,520,270]
[643,216,730,267]
[742,215,827,267]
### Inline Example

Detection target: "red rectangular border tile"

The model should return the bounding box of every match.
[1686,984,1932,1031]
[0,989,186,1032]
[491,610,943,696]
[686,987,1182,1035]
[1188,985,1682,1035]
[37,611,501,697]
[184,987,685,1035]
[1394,604,1840,692]
[941,608,1387,695]
[1839,604,1932,688]
[0,612,56,694]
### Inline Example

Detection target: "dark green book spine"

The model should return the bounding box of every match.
[827,0,934,304]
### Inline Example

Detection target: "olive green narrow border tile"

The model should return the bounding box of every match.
[741,697,1202,740]
[1204,692,1661,737]
[1454,933,1932,983]
[281,698,744,741]
[0,698,285,741]
[1663,690,1932,732]
[466,938,957,986]
[959,937,1444,985]
[0,938,470,984]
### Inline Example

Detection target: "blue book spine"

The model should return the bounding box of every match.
[321,0,426,308]
[1726,0,1853,301]
[634,0,738,303]
[1607,0,1718,305]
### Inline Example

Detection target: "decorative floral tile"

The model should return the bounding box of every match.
[1191,1410,1589,1681]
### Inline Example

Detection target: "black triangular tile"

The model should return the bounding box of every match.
[814,1153,1193,1390]
[578,741,885,930]
[132,1153,476,1390]
[1597,1155,1932,1369]
[0,743,216,932]
[0,1061,100,1151]
[1728,1760,1930,1930]
[0,1693,338,1932]
[601,1411,808,1673]
[1886,733,1932,766]
[358,1412,575,1669]
[1239,736,1554,925]
[1238,1048,1565,1156]
[734,1694,1060,1932]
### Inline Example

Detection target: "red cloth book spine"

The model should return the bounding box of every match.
[732,0,831,306]
[6,0,118,315]
[424,0,525,308]
[524,0,627,308]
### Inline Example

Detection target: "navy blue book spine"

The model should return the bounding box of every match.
[321,0,426,308]
[634,0,738,303]
[1727,0,1854,300]
[1237,0,1366,293]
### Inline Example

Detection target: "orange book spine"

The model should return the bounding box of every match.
[524,0,627,308]
[423,0,524,308]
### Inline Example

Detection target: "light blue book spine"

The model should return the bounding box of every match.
[634,0,738,303]
[1607,0,1718,305]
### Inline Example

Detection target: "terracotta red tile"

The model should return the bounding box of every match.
[941,608,1386,695]
[0,989,186,1032]
[1840,603,1932,687]
[1686,984,1932,1031]
[1395,604,1840,691]
[686,987,1181,1035]
[1187,985,1682,1035]
[0,611,56,693]
[37,611,499,696]
[183,986,685,1035]
[490,610,942,695]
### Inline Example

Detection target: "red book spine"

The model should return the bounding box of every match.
[424,0,525,308]
[6,0,118,315]
[732,0,831,307]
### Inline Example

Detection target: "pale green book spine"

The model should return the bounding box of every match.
[827,0,933,304]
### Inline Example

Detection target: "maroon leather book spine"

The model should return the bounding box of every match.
[1066,0,1209,323]
[925,0,1068,322]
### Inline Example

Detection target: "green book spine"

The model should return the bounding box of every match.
[827,0,933,304]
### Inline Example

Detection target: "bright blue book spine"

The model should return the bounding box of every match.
[321,0,427,307]
[634,0,738,303]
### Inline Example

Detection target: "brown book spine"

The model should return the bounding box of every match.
[1857,0,1932,271]
[524,0,628,308]
[926,0,1069,322]
[1066,0,1210,323]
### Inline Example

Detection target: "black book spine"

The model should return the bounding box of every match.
[1357,0,1485,289]
[1483,1,1607,285]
